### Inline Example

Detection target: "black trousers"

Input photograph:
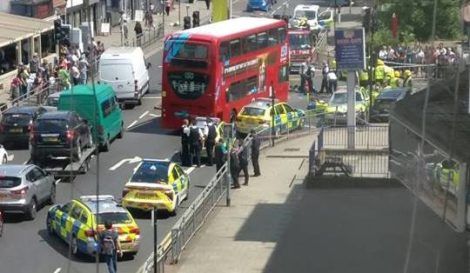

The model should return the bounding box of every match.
[238,164,249,185]
[320,76,328,93]
[230,169,240,187]
[190,143,201,167]
[181,142,190,167]
[251,153,260,175]
[206,141,215,166]
[204,0,210,9]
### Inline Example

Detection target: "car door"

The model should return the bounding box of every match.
[32,167,51,202]
[171,166,182,194]
[55,201,73,239]
[25,168,45,202]
[68,204,84,240]
[282,104,298,129]
[274,104,288,133]
[175,165,188,192]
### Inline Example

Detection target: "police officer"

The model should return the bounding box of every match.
[403,69,413,92]
[319,61,329,93]
[181,119,191,167]
[230,143,241,189]
[237,138,249,186]
[204,118,217,166]
[250,129,261,177]
[214,138,227,176]
[189,118,203,167]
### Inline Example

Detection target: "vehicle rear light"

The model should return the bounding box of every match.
[66,130,74,140]
[134,80,138,96]
[122,188,130,198]
[129,226,140,235]
[11,186,29,198]
[164,190,174,200]
[85,229,95,237]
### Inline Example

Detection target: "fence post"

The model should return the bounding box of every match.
[224,162,231,206]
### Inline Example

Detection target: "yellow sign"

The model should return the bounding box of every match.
[212,0,228,22]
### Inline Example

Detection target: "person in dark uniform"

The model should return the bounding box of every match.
[189,118,203,167]
[250,129,261,176]
[237,138,249,186]
[180,119,190,167]
[204,118,217,166]
[214,138,227,177]
[230,143,241,189]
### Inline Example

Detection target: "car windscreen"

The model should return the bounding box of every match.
[0,176,22,188]
[96,212,133,225]
[168,41,208,59]
[294,10,316,20]
[37,119,67,132]
[329,93,362,105]
[241,107,266,116]
[289,33,312,50]
[100,64,133,81]
[2,113,31,125]
[131,161,169,183]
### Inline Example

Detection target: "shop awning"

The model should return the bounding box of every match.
[0,12,53,48]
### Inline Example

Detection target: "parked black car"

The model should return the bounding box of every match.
[370,88,408,123]
[0,106,51,148]
[30,111,93,163]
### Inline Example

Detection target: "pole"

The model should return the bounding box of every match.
[368,7,375,121]
[225,129,232,206]
[64,0,68,24]
[153,208,158,273]
[178,0,181,26]
[346,70,355,149]
[162,2,165,36]
[270,86,275,147]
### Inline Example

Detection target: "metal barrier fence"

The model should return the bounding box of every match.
[321,125,389,150]
[126,23,164,48]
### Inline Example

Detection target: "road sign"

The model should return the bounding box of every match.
[335,28,366,71]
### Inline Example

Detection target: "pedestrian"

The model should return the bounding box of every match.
[29,53,40,75]
[214,138,227,175]
[250,129,261,177]
[134,21,143,46]
[237,138,249,186]
[181,119,191,167]
[204,118,217,166]
[299,57,314,94]
[18,66,29,97]
[78,55,89,84]
[319,60,329,93]
[188,118,203,167]
[165,0,171,16]
[327,69,337,94]
[71,64,80,86]
[230,143,241,189]
[204,0,211,10]
[100,220,122,273]
[10,74,21,104]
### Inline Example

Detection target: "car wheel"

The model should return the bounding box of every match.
[2,155,7,164]
[27,198,37,220]
[71,236,79,256]
[184,181,189,201]
[46,217,54,236]
[80,159,90,174]
[170,198,178,216]
[74,141,82,162]
[48,185,56,205]
[137,98,142,106]
[101,137,110,152]
[117,124,124,139]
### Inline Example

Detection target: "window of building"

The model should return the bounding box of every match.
[226,76,258,102]
[0,44,18,76]
[41,30,55,57]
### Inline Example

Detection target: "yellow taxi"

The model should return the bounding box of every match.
[46,195,141,258]
[235,98,305,135]
[122,159,189,216]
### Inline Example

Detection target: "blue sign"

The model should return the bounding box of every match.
[335,28,366,71]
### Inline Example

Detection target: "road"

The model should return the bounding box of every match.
[0,0,356,271]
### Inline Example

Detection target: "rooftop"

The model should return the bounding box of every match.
[0,12,53,48]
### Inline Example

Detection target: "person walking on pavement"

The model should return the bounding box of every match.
[204,118,217,166]
[189,118,203,167]
[181,119,191,167]
[100,220,122,273]
[214,138,227,175]
[134,21,143,46]
[230,143,241,189]
[165,0,171,16]
[237,138,249,186]
[319,60,329,93]
[250,129,261,177]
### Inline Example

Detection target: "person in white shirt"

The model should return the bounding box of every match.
[378,46,388,60]
[327,70,337,94]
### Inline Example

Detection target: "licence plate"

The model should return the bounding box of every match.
[9,128,22,133]
[0,192,8,200]
[44,137,59,142]
[136,193,155,199]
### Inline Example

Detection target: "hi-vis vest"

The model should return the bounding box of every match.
[375,65,385,81]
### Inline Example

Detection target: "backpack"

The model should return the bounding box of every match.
[101,230,116,255]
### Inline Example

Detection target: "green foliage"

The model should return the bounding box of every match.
[376,0,462,41]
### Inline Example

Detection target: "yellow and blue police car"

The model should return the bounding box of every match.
[121,159,189,216]
[46,195,141,257]
[235,98,305,135]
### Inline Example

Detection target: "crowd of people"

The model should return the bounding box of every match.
[9,40,106,105]
[180,118,261,190]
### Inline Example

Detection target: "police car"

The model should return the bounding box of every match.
[323,89,369,125]
[46,195,141,257]
[121,159,189,216]
[235,98,305,135]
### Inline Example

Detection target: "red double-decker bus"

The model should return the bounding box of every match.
[161,17,289,129]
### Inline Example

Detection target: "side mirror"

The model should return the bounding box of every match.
[147,62,152,69]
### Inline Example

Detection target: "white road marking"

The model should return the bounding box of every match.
[110,159,129,171]
[7,154,14,161]
[142,96,162,99]
[53,268,61,273]
[139,111,149,119]
[149,113,161,118]
[109,156,143,171]
[127,120,138,129]
[186,167,196,174]
[55,179,61,185]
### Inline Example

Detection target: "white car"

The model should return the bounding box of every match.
[0,145,9,164]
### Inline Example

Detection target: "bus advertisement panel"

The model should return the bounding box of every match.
[161,17,289,129]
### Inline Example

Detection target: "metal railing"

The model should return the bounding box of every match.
[124,23,164,48]
[321,125,389,150]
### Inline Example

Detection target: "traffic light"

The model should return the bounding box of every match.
[192,11,200,28]
[184,16,191,30]
[54,19,71,44]
[54,19,62,41]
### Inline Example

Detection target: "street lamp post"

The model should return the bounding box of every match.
[270,86,275,147]
[153,208,158,273]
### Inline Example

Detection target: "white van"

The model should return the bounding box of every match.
[99,47,151,106]
[293,5,320,31]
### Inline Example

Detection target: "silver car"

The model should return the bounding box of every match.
[0,165,56,220]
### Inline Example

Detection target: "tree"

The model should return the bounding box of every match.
[377,0,461,41]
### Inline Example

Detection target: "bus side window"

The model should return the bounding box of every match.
[243,34,257,53]
[257,32,268,49]
[278,27,286,44]
[268,28,278,46]
[230,39,241,58]
[220,42,229,62]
